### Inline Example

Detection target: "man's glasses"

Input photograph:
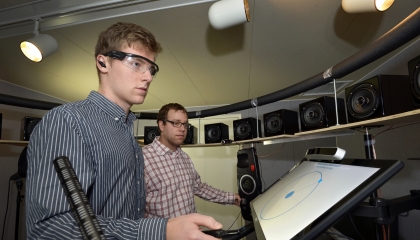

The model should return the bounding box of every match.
[164,119,191,129]
[103,50,159,76]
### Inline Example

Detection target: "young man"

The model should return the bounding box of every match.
[143,103,241,218]
[26,22,222,240]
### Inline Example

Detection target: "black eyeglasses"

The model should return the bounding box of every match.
[103,50,159,76]
[164,119,191,129]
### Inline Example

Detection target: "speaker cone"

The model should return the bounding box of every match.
[147,129,159,141]
[239,174,256,195]
[301,103,324,127]
[206,126,221,142]
[264,113,283,133]
[347,84,379,119]
[235,122,251,139]
[27,119,41,136]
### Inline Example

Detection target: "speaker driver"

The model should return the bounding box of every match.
[206,126,221,142]
[235,122,251,140]
[264,113,283,133]
[147,129,159,141]
[347,84,379,119]
[301,103,324,127]
[239,174,256,195]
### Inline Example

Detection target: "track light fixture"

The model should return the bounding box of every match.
[20,20,58,62]
[342,0,395,13]
[208,0,250,30]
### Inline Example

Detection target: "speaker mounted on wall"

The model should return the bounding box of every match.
[408,55,420,108]
[263,109,299,137]
[233,117,261,141]
[237,147,261,221]
[144,126,160,145]
[204,123,229,144]
[21,116,42,141]
[299,96,346,132]
[345,75,414,123]
[183,124,197,145]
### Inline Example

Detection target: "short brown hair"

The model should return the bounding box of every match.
[157,103,187,130]
[94,22,162,75]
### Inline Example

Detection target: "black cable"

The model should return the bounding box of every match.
[348,214,365,240]
[227,211,241,230]
[1,180,11,240]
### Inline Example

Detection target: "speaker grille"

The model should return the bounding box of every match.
[347,83,380,119]
[408,55,420,106]
[234,121,251,139]
[301,102,325,127]
[206,126,221,142]
[144,126,160,145]
[264,113,283,133]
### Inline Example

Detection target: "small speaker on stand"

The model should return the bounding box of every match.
[299,96,346,132]
[204,123,229,144]
[407,55,420,108]
[183,125,198,144]
[233,117,261,141]
[144,126,160,145]
[21,116,42,141]
[263,109,299,137]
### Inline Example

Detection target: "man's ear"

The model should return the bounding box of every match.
[158,120,165,132]
[96,55,108,72]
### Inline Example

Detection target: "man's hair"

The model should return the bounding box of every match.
[157,103,187,130]
[94,22,162,76]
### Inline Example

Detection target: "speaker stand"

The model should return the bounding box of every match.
[14,178,24,240]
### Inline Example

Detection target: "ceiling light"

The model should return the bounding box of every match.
[208,0,250,30]
[342,0,395,13]
[20,20,58,62]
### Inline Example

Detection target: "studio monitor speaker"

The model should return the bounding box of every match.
[21,116,42,141]
[237,147,261,221]
[233,117,261,141]
[408,55,420,108]
[263,109,299,137]
[299,96,346,132]
[345,75,414,123]
[204,123,229,144]
[144,126,160,145]
[183,125,198,145]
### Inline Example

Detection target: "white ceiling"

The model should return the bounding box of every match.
[0,0,419,112]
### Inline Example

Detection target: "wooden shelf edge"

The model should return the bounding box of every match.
[3,109,420,147]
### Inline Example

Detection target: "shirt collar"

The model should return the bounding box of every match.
[87,91,136,123]
[152,136,182,156]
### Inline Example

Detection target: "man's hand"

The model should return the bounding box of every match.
[234,193,241,207]
[166,213,222,240]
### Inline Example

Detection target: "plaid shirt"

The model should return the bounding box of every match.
[143,137,236,218]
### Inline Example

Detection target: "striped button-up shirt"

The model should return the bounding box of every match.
[26,91,167,239]
[143,137,235,218]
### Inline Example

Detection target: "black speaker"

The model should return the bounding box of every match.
[299,96,346,132]
[408,55,420,108]
[144,126,160,145]
[204,123,229,144]
[233,117,261,141]
[345,75,414,123]
[183,125,197,144]
[263,109,299,137]
[237,147,261,221]
[21,116,42,141]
